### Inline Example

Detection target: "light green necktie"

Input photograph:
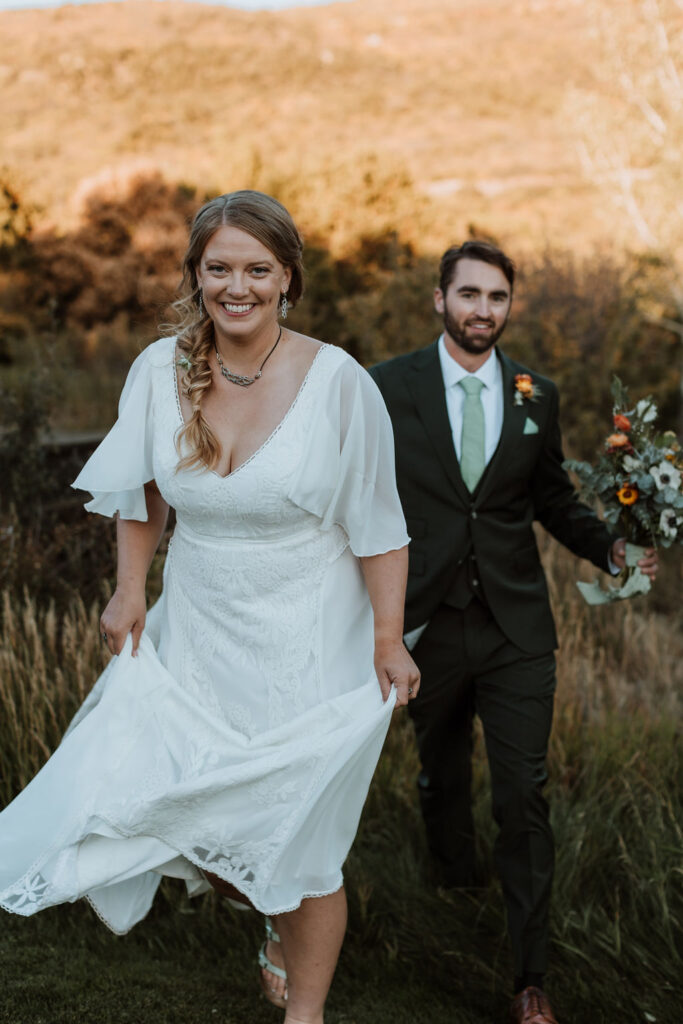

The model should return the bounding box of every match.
[459,376,485,492]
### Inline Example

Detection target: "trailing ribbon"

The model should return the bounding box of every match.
[576,543,652,605]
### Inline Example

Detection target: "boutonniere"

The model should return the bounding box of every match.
[514,373,541,405]
[176,354,193,371]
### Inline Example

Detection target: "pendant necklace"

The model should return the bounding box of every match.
[214,326,282,388]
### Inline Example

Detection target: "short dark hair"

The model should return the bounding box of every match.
[439,241,515,295]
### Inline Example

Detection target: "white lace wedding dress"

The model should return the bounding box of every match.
[0,337,408,934]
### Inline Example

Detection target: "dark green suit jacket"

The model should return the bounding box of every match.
[370,343,614,655]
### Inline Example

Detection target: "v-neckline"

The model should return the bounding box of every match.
[172,342,327,480]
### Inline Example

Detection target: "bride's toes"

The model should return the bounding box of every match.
[258,938,288,1008]
[265,941,287,996]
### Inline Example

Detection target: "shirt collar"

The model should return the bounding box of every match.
[438,334,499,390]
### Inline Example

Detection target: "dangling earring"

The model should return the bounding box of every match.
[198,291,204,318]
[279,292,288,320]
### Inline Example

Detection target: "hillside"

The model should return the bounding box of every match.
[0,0,645,255]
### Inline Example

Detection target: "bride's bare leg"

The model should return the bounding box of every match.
[271,887,347,1024]
[203,870,255,908]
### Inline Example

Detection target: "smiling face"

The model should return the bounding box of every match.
[195,225,292,347]
[435,257,512,362]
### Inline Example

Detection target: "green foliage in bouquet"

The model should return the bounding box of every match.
[564,376,683,549]
[564,377,682,604]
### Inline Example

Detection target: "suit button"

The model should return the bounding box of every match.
[471,510,478,519]
[472,578,480,586]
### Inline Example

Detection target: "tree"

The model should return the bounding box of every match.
[568,0,683,418]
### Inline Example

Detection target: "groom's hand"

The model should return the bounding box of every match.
[610,538,659,580]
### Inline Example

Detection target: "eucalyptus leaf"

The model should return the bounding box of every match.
[632,505,651,527]
[660,486,682,504]
[563,459,592,476]
[634,475,655,495]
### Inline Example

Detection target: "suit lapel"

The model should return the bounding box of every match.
[475,350,527,504]
[405,342,471,507]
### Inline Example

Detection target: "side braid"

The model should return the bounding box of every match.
[175,318,222,472]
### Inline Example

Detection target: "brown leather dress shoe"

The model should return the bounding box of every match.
[509,986,559,1024]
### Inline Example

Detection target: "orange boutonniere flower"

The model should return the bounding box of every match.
[605,432,632,453]
[613,413,631,432]
[617,483,639,506]
[513,373,541,405]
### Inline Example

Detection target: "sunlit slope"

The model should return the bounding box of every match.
[1,0,625,251]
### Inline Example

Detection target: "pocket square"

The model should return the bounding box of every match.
[523,417,539,435]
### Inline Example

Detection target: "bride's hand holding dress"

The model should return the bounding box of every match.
[99,481,168,656]
[360,546,421,708]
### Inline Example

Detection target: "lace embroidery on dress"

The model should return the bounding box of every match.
[4,872,50,911]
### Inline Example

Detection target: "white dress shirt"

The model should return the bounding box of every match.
[438,334,504,465]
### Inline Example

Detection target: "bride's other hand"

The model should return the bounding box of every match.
[359,547,418,708]
[374,639,421,708]
[100,587,146,657]
[100,485,168,657]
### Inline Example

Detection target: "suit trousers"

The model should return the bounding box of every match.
[410,599,556,977]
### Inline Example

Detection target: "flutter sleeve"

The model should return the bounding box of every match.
[71,339,169,521]
[288,350,409,557]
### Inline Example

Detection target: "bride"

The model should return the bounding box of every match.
[0,190,420,1024]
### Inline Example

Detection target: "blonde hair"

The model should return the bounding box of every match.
[173,191,304,472]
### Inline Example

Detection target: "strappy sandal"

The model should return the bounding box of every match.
[258,916,288,1009]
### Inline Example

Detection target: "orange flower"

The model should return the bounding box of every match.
[616,483,639,506]
[606,432,630,449]
[514,373,534,397]
[613,414,631,432]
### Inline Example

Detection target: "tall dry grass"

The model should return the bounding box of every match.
[1,535,680,807]
[0,535,681,1020]
[0,591,109,804]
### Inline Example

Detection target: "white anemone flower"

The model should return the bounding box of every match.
[659,508,682,540]
[635,398,658,423]
[651,461,682,491]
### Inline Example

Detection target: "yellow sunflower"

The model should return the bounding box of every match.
[617,483,639,506]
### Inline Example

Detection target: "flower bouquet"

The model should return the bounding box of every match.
[564,376,683,604]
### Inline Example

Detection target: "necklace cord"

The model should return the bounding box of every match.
[214,326,283,387]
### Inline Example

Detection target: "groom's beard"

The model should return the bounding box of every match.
[443,309,508,355]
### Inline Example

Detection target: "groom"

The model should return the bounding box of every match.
[370,241,657,1024]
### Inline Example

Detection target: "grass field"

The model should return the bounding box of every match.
[1,537,681,1024]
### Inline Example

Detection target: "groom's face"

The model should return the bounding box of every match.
[435,258,512,356]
